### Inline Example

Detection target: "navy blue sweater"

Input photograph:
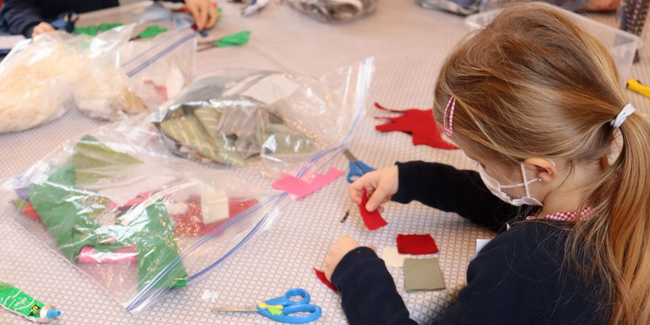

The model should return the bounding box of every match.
[0,0,182,37]
[331,161,608,325]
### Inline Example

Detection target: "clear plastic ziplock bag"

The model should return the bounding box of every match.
[285,0,379,22]
[151,58,375,177]
[0,25,196,133]
[75,27,196,121]
[119,28,196,115]
[0,25,135,133]
[0,117,280,313]
[1,58,373,313]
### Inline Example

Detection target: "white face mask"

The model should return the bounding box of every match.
[478,162,543,206]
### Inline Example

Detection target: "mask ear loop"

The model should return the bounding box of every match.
[521,163,533,198]
[500,162,542,189]
[520,162,544,198]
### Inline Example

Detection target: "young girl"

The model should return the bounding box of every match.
[323,3,650,325]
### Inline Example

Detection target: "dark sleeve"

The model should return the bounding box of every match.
[435,230,544,324]
[392,161,522,231]
[331,247,418,325]
[0,0,43,37]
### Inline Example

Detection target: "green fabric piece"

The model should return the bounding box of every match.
[28,165,106,262]
[194,107,245,165]
[261,112,313,155]
[115,201,188,290]
[74,22,123,36]
[26,136,188,292]
[215,30,251,48]
[137,25,168,39]
[262,129,313,154]
[70,135,142,184]
[160,109,244,165]
[403,258,446,292]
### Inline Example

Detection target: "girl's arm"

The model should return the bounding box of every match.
[331,247,418,325]
[0,0,43,37]
[392,161,524,231]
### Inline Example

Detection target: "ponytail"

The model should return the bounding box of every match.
[574,114,650,324]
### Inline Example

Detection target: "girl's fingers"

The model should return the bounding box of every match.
[205,5,219,28]
[366,186,389,212]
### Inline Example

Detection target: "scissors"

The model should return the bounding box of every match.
[197,30,250,51]
[343,149,375,183]
[211,288,322,324]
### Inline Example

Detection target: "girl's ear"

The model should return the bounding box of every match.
[524,158,557,184]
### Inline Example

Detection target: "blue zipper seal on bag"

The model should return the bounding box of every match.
[123,28,196,78]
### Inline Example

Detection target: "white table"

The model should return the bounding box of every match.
[1,2,649,324]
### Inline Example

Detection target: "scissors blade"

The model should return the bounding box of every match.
[343,149,358,162]
[211,306,258,313]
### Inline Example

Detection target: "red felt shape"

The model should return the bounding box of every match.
[314,268,338,292]
[170,195,258,237]
[397,234,438,255]
[374,102,458,150]
[22,202,41,222]
[144,80,169,101]
[360,189,388,231]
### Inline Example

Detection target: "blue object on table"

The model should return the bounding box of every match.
[344,149,375,183]
[50,11,78,33]
[211,288,322,324]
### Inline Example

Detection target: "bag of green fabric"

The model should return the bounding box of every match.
[3,131,278,313]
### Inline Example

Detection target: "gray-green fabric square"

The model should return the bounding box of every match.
[404,258,446,292]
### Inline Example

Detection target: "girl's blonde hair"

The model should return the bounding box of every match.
[433,3,650,324]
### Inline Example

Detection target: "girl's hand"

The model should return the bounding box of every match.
[32,22,55,36]
[325,235,376,281]
[348,166,399,213]
[185,0,219,30]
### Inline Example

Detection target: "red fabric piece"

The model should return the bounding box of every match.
[397,234,438,255]
[171,195,258,237]
[144,80,169,101]
[314,268,338,292]
[22,202,41,222]
[360,189,388,231]
[374,103,458,150]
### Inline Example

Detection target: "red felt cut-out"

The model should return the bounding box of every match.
[397,234,439,255]
[22,202,41,222]
[374,102,458,150]
[314,268,338,292]
[360,189,388,231]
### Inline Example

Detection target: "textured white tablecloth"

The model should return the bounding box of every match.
[1,2,649,324]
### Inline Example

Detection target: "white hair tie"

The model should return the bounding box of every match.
[610,104,636,128]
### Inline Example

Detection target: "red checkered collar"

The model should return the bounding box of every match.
[525,207,592,222]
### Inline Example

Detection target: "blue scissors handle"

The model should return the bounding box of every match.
[258,288,321,324]
[258,304,322,324]
[347,161,376,183]
[264,288,310,306]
